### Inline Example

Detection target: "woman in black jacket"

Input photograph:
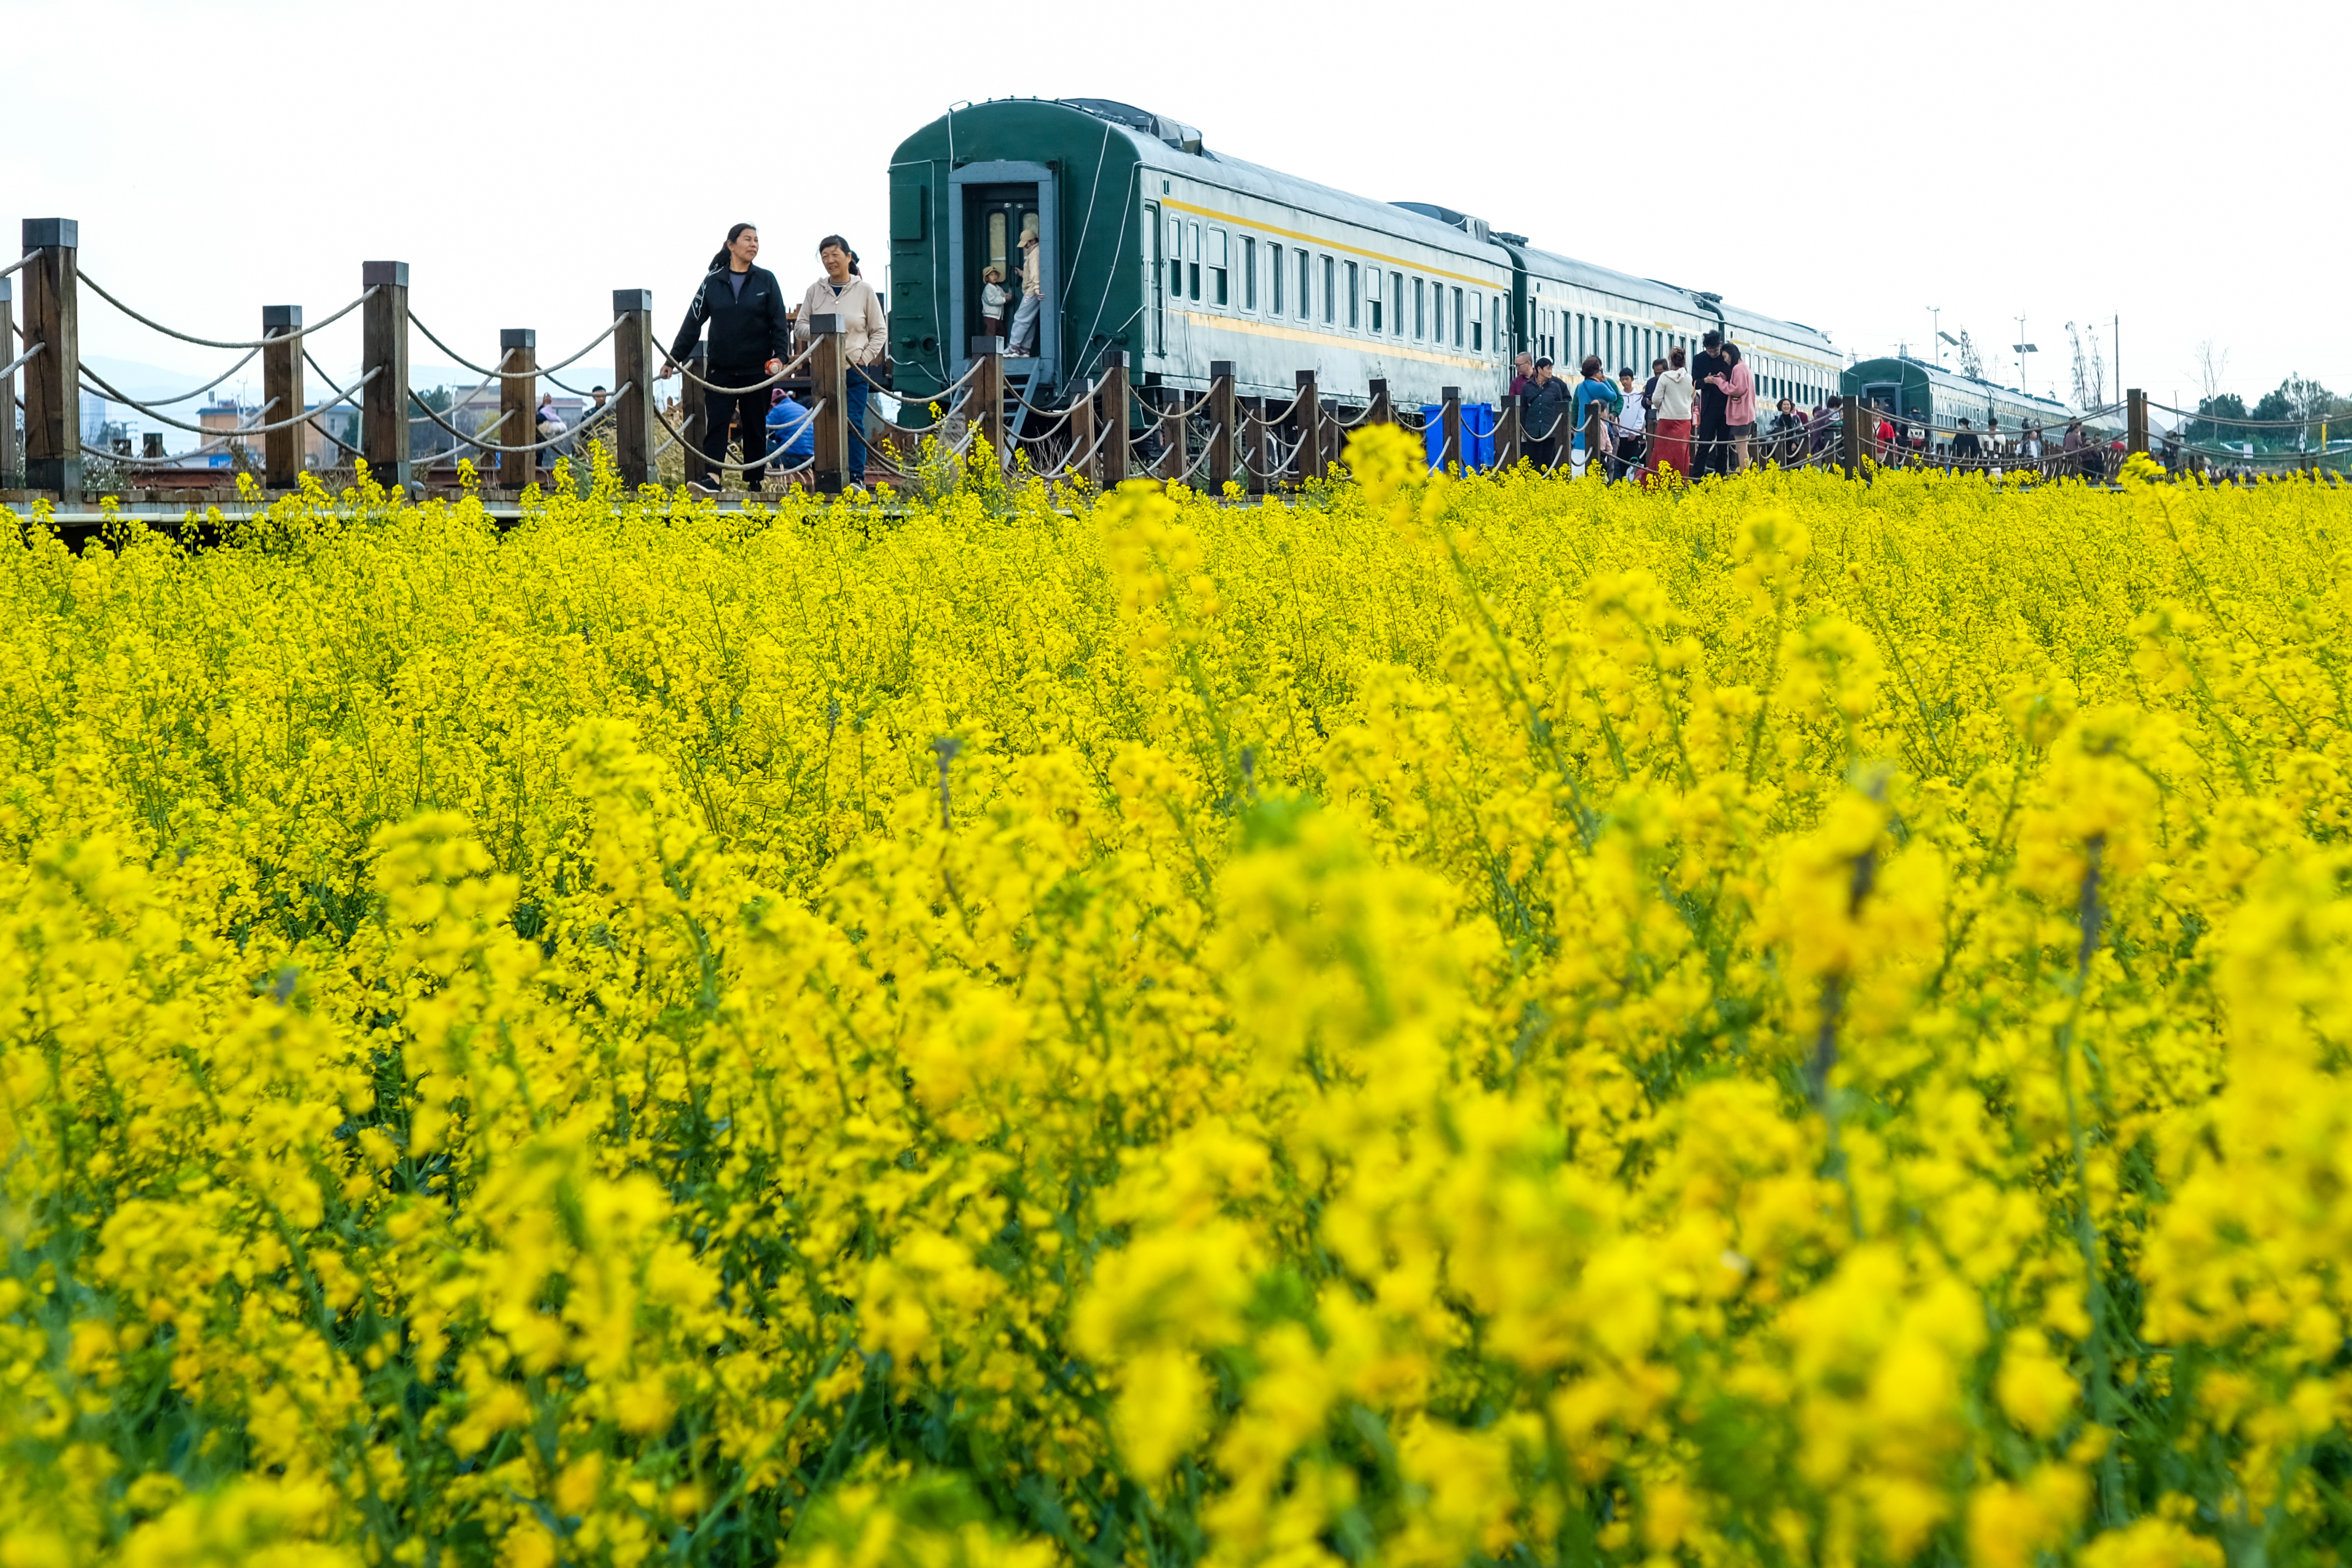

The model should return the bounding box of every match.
[661,223,793,490]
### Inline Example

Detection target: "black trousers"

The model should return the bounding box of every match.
[700,384,770,487]
[1695,406,1727,477]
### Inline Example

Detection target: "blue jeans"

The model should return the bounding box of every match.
[846,374,869,479]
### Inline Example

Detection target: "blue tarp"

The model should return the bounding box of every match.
[1421,403,1497,470]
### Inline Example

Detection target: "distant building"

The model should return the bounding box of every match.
[197,400,256,467]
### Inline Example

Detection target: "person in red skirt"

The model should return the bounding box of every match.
[1649,345,1695,479]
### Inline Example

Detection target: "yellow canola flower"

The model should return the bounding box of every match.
[2,449,2346,1567]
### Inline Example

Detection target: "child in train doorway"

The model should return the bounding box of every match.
[979,266,1010,341]
[1008,220,1043,357]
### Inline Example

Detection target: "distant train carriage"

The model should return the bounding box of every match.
[885,96,1844,440]
[1843,356,2083,447]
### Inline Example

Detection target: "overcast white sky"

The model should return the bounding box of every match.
[12,0,2338,429]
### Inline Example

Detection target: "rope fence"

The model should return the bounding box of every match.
[80,274,375,350]
[413,315,622,379]
[14,216,2283,504]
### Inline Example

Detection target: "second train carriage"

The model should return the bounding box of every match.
[884,97,1840,427]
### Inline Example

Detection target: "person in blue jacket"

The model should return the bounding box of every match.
[1571,356,1623,476]
[766,387,816,468]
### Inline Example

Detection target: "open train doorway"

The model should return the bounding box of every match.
[966,186,1039,352]
[948,162,1060,392]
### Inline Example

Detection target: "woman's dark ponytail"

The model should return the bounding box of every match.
[710,222,756,272]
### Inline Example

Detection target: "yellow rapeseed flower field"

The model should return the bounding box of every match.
[2,433,2348,1567]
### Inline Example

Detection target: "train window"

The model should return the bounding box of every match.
[1166,216,1182,297]
[1412,279,1425,341]
[1187,223,1201,302]
[1346,262,1360,329]
[1452,287,1463,347]
[1321,256,1335,325]
[1242,236,1257,311]
[1269,245,1283,315]
[1208,229,1228,307]
[1494,296,1504,355]
[1389,272,1403,337]
[1469,290,1482,353]
[1367,268,1382,333]
[1297,251,1310,320]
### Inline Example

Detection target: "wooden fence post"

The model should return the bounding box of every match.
[1584,402,1607,477]
[1208,360,1235,493]
[1440,386,1462,473]
[683,346,710,488]
[1159,392,1187,484]
[969,336,1005,472]
[1367,377,1391,428]
[361,260,409,492]
[262,305,304,490]
[811,313,850,493]
[1495,393,1521,469]
[1294,370,1321,483]
[2127,389,2148,456]
[499,329,536,492]
[1100,350,1129,487]
[0,277,18,493]
[22,218,81,502]
[1840,394,1865,476]
[612,289,653,487]
[1244,395,1267,497]
[1067,379,1095,489]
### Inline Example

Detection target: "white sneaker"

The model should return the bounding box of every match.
[684,480,719,497]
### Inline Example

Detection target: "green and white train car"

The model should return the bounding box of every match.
[1843,355,2087,440]
[1491,232,1840,409]
[885,98,1838,414]
[887,99,1512,409]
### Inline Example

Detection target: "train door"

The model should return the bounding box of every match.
[947,162,1059,386]
[965,185,1039,352]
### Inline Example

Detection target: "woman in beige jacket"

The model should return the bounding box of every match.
[796,235,888,480]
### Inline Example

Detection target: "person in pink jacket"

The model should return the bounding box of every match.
[1705,343,1758,473]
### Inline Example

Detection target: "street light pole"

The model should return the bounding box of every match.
[1927,306,1942,366]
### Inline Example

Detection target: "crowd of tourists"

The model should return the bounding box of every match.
[1504,330,1829,482]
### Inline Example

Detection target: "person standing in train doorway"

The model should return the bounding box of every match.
[798,236,890,484]
[1008,219,1044,357]
[1692,331,1729,478]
